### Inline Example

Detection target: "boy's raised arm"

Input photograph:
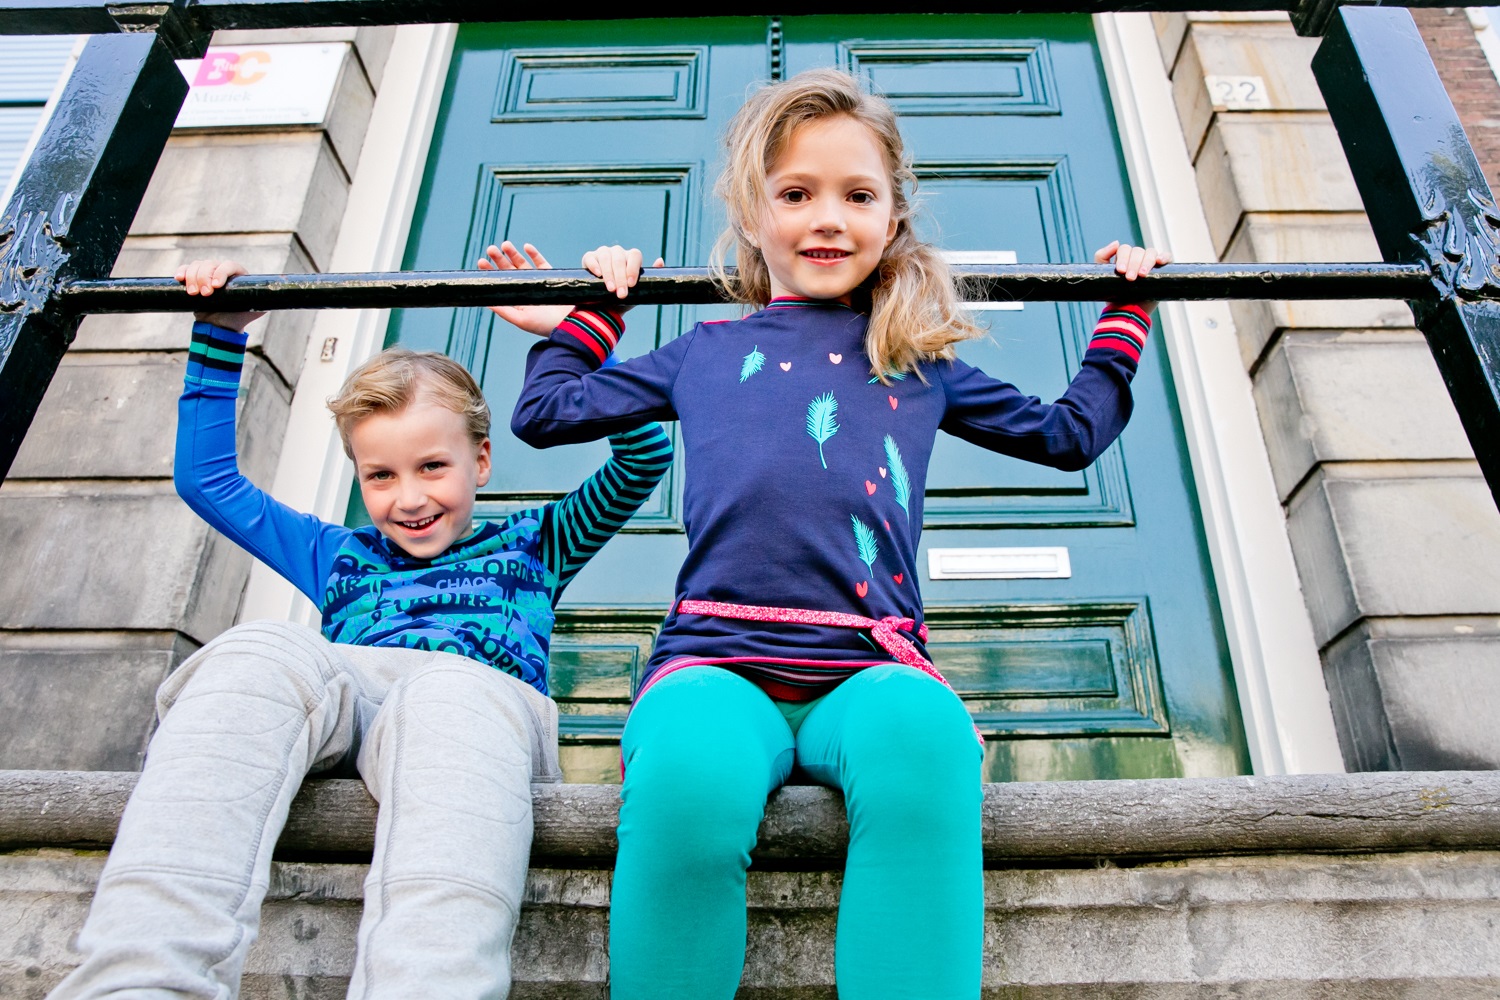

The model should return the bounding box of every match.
[542,421,674,596]
[174,260,350,602]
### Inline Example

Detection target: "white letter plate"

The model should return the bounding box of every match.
[927,546,1072,580]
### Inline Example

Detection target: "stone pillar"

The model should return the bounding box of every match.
[0,27,395,771]
[1154,12,1500,770]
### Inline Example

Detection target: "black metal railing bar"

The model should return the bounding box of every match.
[59,262,1443,314]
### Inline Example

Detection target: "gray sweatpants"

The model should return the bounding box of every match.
[49,619,562,1000]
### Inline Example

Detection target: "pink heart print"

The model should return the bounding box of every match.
[780,362,792,371]
[865,480,877,495]
[888,396,898,410]
[829,353,843,364]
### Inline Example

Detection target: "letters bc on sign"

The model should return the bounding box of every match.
[174,44,346,129]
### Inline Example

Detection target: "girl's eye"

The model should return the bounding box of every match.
[422,461,446,473]
[850,191,875,205]
[782,190,807,204]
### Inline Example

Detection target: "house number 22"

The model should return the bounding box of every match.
[1204,75,1271,111]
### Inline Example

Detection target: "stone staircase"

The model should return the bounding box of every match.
[3,770,1499,997]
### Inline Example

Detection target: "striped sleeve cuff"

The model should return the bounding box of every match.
[554,307,624,366]
[185,321,249,389]
[1088,304,1151,363]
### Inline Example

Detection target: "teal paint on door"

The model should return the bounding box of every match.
[386,15,1251,782]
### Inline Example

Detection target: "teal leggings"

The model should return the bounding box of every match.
[609,664,983,999]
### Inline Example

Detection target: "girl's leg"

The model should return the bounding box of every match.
[609,668,795,1000]
[49,621,380,1000]
[794,664,983,1000]
[351,650,562,1000]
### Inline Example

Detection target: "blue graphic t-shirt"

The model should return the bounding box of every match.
[175,321,673,695]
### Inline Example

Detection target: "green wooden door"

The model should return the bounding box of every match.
[386,14,1251,782]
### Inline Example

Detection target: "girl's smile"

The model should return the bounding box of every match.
[757,115,898,303]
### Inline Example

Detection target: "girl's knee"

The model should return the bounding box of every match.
[623,740,784,834]
[843,667,979,765]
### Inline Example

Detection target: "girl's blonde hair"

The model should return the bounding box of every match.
[327,348,490,458]
[710,68,981,380]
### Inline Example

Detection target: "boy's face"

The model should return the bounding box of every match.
[349,400,491,559]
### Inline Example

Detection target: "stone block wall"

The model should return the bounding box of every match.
[1153,11,1500,770]
[0,27,396,772]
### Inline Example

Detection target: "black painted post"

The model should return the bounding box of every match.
[0,22,208,479]
[1313,6,1500,509]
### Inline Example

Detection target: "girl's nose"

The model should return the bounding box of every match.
[810,197,845,233]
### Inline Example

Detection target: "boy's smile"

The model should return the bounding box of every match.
[757,114,898,304]
[349,400,491,559]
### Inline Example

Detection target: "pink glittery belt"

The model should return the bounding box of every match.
[674,598,955,688]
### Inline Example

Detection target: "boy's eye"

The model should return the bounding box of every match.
[422,461,446,473]
[367,470,393,482]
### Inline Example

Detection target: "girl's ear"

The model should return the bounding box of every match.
[885,215,899,247]
[474,438,492,488]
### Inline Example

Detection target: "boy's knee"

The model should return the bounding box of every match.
[160,620,342,710]
[378,659,544,765]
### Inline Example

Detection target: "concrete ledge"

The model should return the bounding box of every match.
[3,770,1498,866]
[6,849,1498,997]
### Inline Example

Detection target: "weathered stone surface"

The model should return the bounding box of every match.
[1324,617,1500,771]
[1195,117,1365,257]
[1153,11,1293,75]
[72,232,317,385]
[0,483,249,641]
[1222,212,1415,369]
[1171,23,1323,157]
[5,848,1498,998]
[130,131,350,270]
[1286,468,1500,645]
[1253,332,1472,500]
[0,633,195,771]
[7,771,1500,864]
[9,353,290,483]
[322,42,376,177]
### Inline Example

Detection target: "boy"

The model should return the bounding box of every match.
[50,260,672,1000]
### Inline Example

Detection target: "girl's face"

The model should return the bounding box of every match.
[755,115,898,304]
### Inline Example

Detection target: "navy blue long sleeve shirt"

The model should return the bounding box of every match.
[513,298,1150,698]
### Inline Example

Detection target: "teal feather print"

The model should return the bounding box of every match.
[867,370,909,384]
[805,392,839,469]
[851,515,879,571]
[883,435,912,519]
[740,346,765,383]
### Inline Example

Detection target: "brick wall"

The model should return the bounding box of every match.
[1413,7,1500,194]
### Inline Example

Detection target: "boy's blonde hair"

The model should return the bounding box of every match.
[327,348,490,458]
[710,68,981,381]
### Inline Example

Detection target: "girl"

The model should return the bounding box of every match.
[503,68,1166,999]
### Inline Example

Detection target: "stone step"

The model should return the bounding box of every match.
[3,770,1500,997]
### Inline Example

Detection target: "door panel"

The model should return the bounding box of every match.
[386,14,1251,782]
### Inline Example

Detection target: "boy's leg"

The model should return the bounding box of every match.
[794,664,984,1000]
[49,621,382,1000]
[349,650,561,1000]
[609,667,795,1000]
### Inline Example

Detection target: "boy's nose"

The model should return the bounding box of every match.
[395,483,428,512]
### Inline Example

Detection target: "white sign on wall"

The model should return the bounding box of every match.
[174,43,346,129]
